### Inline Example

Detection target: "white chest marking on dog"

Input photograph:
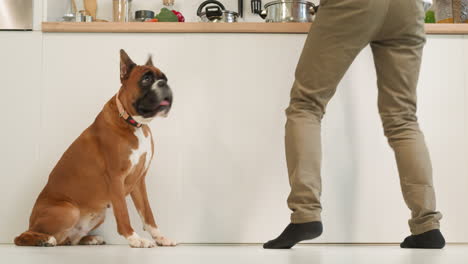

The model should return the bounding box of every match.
[129,127,152,171]
[133,116,154,125]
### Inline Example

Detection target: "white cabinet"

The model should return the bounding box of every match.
[0,32,43,242]
[1,32,467,244]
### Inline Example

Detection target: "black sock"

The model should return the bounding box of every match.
[263,222,323,249]
[400,229,445,249]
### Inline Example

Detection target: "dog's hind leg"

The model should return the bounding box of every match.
[77,211,106,245]
[14,231,57,247]
[15,201,80,247]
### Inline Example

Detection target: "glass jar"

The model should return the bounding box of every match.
[163,0,175,6]
[163,0,175,10]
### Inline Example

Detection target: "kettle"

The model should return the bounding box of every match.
[197,0,239,23]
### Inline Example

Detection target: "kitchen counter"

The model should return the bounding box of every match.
[2,25,468,244]
[42,22,468,34]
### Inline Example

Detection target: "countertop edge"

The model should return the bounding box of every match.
[41,22,468,34]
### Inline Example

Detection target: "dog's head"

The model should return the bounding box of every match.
[118,49,173,124]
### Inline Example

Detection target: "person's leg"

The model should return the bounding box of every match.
[370,0,444,249]
[264,0,390,249]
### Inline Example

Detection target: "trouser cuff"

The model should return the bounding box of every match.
[411,223,440,235]
[291,214,322,224]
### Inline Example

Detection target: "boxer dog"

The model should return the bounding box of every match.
[14,50,175,248]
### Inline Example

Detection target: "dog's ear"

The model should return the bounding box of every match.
[120,49,136,82]
[145,55,154,67]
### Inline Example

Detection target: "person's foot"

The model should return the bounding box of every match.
[263,222,323,249]
[400,229,445,249]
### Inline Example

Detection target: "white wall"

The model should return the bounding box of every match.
[1,31,467,245]
[45,0,320,22]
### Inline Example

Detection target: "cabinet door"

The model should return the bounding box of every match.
[0,32,42,243]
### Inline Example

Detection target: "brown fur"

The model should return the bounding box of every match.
[14,231,55,247]
[15,50,167,247]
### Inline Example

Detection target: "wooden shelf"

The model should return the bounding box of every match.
[42,22,468,34]
[425,23,468,34]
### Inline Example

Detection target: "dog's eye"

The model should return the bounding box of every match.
[142,74,153,85]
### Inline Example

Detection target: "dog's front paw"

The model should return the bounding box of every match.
[79,235,106,245]
[127,233,156,248]
[154,236,177,247]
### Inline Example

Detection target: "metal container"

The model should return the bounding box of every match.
[75,12,84,22]
[134,10,155,22]
[63,13,76,22]
[199,10,239,23]
[215,10,239,22]
[0,0,33,30]
[259,0,317,23]
[113,0,133,22]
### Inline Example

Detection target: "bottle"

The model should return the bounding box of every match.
[163,0,175,8]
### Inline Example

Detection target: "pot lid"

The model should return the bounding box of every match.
[200,10,239,16]
[222,10,239,15]
[265,0,314,8]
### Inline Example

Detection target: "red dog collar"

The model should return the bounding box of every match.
[115,92,142,128]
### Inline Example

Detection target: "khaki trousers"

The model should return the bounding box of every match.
[286,0,442,235]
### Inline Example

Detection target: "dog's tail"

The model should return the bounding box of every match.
[14,230,57,247]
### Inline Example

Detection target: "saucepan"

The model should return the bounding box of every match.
[259,0,318,23]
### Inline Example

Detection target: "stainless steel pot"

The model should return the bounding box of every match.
[197,0,239,23]
[134,10,155,22]
[216,10,239,22]
[259,0,317,23]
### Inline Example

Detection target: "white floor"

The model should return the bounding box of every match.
[0,244,467,264]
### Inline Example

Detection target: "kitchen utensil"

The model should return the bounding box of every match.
[63,0,77,22]
[197,0,239,22]
[259,0,317,22]
[239,0,243,17]
[197,0,225,20]
[135,10,155,22]
[71,0,78,13]
[218,10,239,22]
[113,0,133,22]
[84,0,97,20]
[251,0,262,14]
